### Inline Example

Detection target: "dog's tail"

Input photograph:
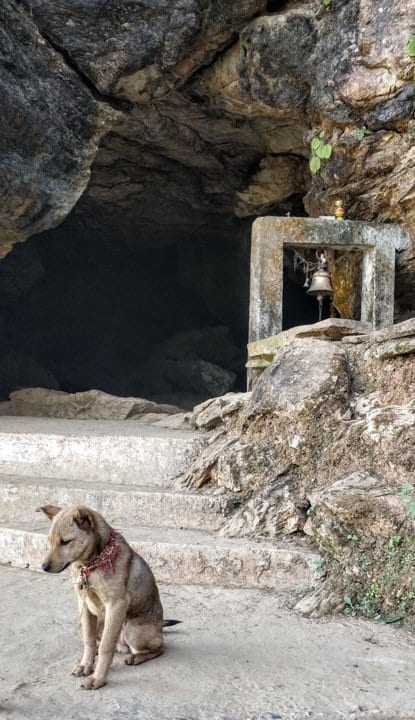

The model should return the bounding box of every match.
[163,619,182,627]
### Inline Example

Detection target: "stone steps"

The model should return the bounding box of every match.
[0,522,319,591]
[0,417,206,486]
[0,474,232,532]
[0,416,320,592]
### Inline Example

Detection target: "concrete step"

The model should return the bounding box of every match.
[0,417,206,486]
[0,475,233,532]
[0,522,320,591]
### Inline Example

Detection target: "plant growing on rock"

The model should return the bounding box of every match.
[407,35,415,57]
[351,126,372,141]
[399,481,415,519]
[309,132,333,174]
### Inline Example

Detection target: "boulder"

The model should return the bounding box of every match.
[189,392,250,430]
[249,338,350,416]
[7,388,182,420]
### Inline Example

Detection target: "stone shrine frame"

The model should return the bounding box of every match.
[249,216,410,343]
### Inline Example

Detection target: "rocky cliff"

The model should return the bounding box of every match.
[1,0,415,311]
[182,318,415,624]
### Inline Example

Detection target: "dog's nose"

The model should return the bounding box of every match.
[41,562,51,572]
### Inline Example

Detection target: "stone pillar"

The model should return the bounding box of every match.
[249,217,409,343]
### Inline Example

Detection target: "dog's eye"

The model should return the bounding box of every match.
[60,539,72,546]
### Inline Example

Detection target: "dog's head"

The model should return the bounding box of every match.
[37,505,99,573]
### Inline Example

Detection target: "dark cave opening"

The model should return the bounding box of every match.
[0,217,251,409]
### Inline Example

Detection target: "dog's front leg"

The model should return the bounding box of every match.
[81,598,128,690]
[72,598,97,678]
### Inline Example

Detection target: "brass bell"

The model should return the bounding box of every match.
[307,268,333,298]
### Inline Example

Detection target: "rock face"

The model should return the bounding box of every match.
[0,0,113,258]
[178,319,415,623]
[1,0,415,313]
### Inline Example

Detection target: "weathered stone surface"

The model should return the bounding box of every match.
[366,337,415,360]
[235,156,308,217]
[301,471,415,621]
[189,392,250,430]
[222,474,306,539]
[7,388,182,420]
[249,338,350,416]
[0,416,206,486]
[0,0,113,256]
[27,0,267,103]
[248,319,371,359]
[370,318,415,344]
[0,523,318,592]
[0,476,231,532]
[151,412,190,430]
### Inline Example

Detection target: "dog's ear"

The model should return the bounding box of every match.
[36,505,62,521]
[72,507,96,532]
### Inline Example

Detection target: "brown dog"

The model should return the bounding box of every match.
[38,504,176,689]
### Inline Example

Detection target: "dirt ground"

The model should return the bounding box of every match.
[0,565,415,720]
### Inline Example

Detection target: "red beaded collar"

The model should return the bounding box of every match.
[77,528,122,590]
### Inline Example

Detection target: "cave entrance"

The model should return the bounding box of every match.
[0,217,250,410]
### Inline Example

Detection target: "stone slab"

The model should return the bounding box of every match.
[0,476,231,532]
[369,317,415,344]
[0,523,319,591]
[365,337,415,360]
[248,319,371,358]
[0,417,207,486]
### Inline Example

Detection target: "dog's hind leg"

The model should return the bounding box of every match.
[123,622,164,667]
[72,602,98,678]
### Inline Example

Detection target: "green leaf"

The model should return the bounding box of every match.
[406,500,415,518]
[319,131,325,139]
[407,36,415,57]
[322,0,332,6]
[343,595,353,607]
[352,126,371,141]
[319,143,333,159]
[309,156,321,174]
[311,137,322,152]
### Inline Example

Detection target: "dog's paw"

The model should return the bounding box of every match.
[71,663,93,677]
[81,674,107,690]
